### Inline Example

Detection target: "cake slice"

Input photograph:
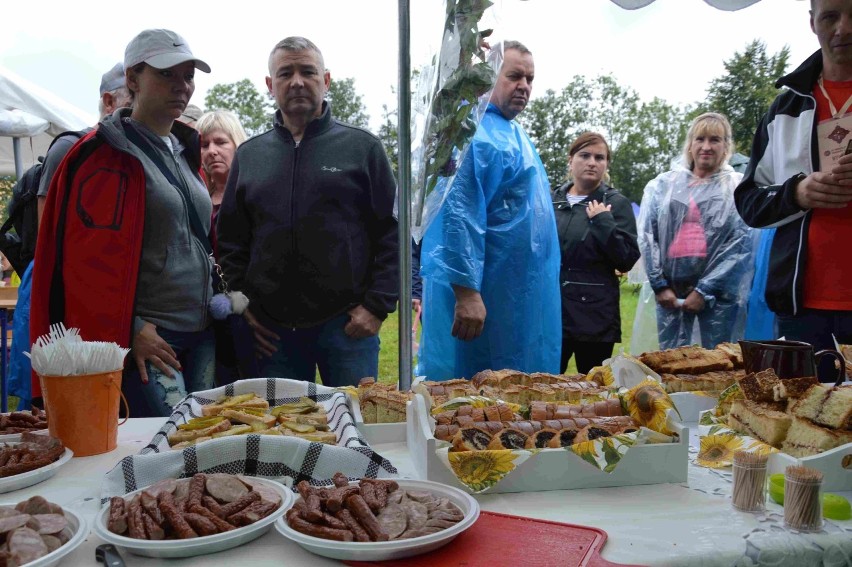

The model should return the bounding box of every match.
[715,342,744,369]
[792,384,852,430]
[781,417,852,457]
[736,369,780,403]
[728,399,792,447]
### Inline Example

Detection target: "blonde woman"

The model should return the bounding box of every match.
[197,110,247,384]
[636,112,753,350]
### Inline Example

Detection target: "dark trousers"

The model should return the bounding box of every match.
[232,313,380,388]
[776,308,852,383]
[561,338,614,374]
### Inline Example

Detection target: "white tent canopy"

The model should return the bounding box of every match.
[608,0,760,9]
[0,65,94,177]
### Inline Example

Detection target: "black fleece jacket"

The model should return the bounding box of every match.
[217,102,399,327]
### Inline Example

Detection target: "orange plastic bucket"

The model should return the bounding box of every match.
[39,369,129,457]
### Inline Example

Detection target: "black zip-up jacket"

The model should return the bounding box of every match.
[217,102,399,327]
[552,182,639,342]
[734,50,820,316]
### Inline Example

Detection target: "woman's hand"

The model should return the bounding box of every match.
[132,322,180,384]
[586,200,612,219]
[682,290,706,314]
[655,288,679,309]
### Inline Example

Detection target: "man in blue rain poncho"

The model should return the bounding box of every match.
[418,41,561,381]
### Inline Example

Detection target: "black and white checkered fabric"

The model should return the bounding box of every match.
[100,378,398,503]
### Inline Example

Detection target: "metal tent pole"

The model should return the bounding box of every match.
[12,138,23,179]
[397,0,413,390]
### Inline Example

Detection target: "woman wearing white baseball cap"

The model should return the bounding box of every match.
[31,29,218,417]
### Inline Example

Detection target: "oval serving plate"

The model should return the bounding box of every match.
[275,478,480,562]
[0,446,73,494]
[94,476,292,559]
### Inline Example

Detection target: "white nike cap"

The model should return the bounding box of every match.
[124,29,211,73]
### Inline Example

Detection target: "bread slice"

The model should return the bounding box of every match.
[772,376,819,401]
[792,384,852,429]
[781,416,852,457]
[728,399,791,447]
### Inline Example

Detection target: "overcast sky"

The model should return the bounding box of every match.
[1,0,815,131]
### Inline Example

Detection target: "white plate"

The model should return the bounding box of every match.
[93,476,292,558]
[0,505,89,567]
[0,447,74,494]
[275,478,480,562]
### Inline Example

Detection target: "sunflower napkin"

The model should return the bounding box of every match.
[695,410,778,468]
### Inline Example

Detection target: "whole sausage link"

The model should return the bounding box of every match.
[344,494,389,542]
[188,504,236,532]
[158,491,198,539]
[184,512,219,536]
[107,497,128,535]
[286,509,354,542]
[334,508,371,542]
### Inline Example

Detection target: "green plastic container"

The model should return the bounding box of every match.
[768,473,784,505]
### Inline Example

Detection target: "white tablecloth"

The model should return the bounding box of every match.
[5,419,850,567]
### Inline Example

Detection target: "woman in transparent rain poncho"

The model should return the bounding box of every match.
[632,112,754,352]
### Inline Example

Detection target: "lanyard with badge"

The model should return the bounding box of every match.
[816,76,852,172]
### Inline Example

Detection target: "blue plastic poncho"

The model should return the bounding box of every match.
[417,105,561,381]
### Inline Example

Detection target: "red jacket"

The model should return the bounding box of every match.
[30,130,146,396]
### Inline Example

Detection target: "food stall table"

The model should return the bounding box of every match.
[6,418,849,566]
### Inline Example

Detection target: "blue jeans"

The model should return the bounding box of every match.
[122,326,215,417]
[777,308,852,383]
[235,313,380,388]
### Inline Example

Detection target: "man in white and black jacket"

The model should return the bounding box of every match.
[735,0,852,382]
[217,36,398,387]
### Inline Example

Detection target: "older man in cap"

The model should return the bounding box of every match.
[36,62,132,227]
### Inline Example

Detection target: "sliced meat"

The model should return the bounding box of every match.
[7,527,48,564]
[206,474,249,503]
[31,513,67,535]
[376,503,408,539]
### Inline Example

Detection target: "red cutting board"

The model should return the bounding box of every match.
[343,511,647,567]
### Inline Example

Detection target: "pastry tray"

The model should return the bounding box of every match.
[407,394,688,493]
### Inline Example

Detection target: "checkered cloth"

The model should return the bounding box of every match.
[100,378,398,503]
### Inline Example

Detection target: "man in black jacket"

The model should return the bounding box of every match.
[735,0,852,382]
[217,36,398,386]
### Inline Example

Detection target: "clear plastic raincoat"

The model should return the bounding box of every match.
[417,104,561,380]
[632,164,753,352]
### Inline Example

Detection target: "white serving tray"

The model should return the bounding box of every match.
[406,394,688,493]
[697,409,851,492]
[348,394,407,445]
[669,392,718,422]
[768,444,852,492]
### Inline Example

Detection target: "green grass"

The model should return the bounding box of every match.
[377,280,641,381]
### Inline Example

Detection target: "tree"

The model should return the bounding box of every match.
[702,39,790,155]
[378,102,399,174]
[205,79,273,137]
[520,74,687,202]
[327,77,369,128]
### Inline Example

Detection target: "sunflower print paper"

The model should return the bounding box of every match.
[571,432,636,473]
[585,365,615,387]
[697,434,744,468]
[447,450,522,492]
[622,379,678,434]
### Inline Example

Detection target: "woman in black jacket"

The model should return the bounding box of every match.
[552,132,640,373]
